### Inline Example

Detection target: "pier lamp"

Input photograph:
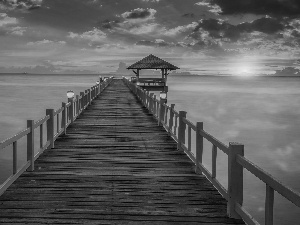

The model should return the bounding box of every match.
[67,90,75,99]
[160,91,167,104]
[96,81,100,85]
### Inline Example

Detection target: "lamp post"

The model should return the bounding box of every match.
[67,90,75,99]
[96,81,100,85]
[160,91,167,104]
[67,90,74,123]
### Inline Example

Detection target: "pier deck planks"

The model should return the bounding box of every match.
[0,79,245,224]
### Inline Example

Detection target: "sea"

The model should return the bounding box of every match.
[0,73,300,224]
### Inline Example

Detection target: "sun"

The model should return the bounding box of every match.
[234,65,255,77]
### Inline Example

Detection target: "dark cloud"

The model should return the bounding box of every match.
[0,0,42,10]
[238,17,285,34]
[192,17,285,42]
[122,8,152,19]
[182,13,195,18]
[98,19,120,30]
[210,0,300,17]
[274,67,300,76]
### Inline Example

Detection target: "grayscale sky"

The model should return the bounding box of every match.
[0,0,300,74]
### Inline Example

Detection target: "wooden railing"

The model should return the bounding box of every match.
[137,78,165,86]
[123,77,300,225]
[0,77,113,196]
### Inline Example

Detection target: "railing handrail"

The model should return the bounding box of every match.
[0,128,31,149]
[123,77,300,225]
[0,76,114,197]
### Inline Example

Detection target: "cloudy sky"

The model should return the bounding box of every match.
[0,0,300,74]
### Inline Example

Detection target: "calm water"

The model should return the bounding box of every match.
[1,74,300,224]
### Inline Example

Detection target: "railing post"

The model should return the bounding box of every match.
[61,102,67,135]
[68,98,74,123]
[76,95,80,116]
[89,89,92,104]
[27,120,34,171]
[158,100,166,126]
[13,141,17,175]
[80,92,84,110]
[168,104,175,133]
[265,184,274,225]
[85,90,88,106]
[46,109,54,149]
[177,111,187,151]
[153,95,157,117]
[195,122,204,174]
[149,93,154,113]
[227,142,244,219]
[146,91,150,108]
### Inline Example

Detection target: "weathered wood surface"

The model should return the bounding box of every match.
[0,79,245,225]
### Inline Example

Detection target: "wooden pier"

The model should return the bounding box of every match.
[0,79,244,224]
[1,77,300,225]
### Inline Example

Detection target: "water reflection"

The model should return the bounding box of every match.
[167,75,300,224]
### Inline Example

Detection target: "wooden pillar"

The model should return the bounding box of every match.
[46,109,54,149]
[177,111,187,151]
[168,104,175,134]
[158,99,165,126]
[195,122,203,174]
[61,102,67,135]
[27,120,34,171]
[68,98,74,123]
[165,69,168,84]
[149,93,154,113]
[227,142,244,219]
[76,95,80,116]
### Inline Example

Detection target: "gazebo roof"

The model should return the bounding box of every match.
[127,54,179,70]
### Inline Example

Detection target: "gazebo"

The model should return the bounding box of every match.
[127,54,179,92]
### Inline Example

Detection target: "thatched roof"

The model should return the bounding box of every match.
[127,54,179,70]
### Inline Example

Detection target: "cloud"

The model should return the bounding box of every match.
[164,22,198,36]
[68,28,107,43]
[0,13,17,26]
[135,39,175,48]
[26,39,66,46]
[191,17,286,44]
[0,13,27,36]
[142,0,160,2]
[0,0,43,10]
[98,19,121,30]
[182,13,195,18]
[209,0,300,17]
[121,8,156,21]
[195,1,222,15]
[273,67,300,76]
[8,26,26,35]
